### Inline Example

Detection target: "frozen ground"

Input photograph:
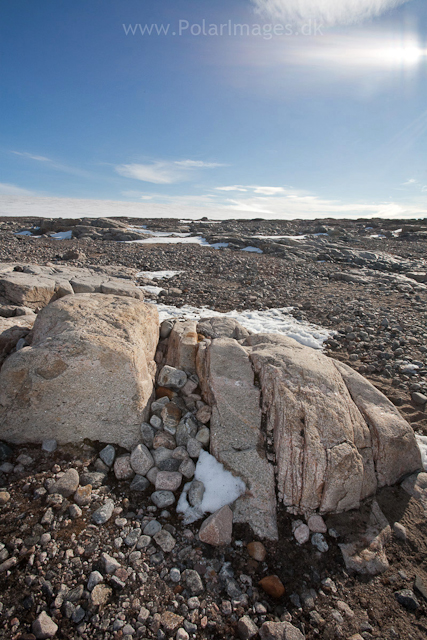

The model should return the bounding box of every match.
[154,303,333,349]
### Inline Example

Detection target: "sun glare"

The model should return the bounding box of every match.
[377,46,425,66]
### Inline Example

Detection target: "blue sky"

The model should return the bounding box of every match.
[1,0,426,219]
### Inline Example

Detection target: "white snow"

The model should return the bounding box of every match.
[252,234,307,241]
[416,435,427,471]
[177,450,246,523]
[126,235,206,245]
[210,242,229,249]
[141,285,164,296]
[400,363,419,373]
[137,270,182,280]
[241,246,263,254]
[51,230,73,240]
[154,304,333,349]
[15,230,33,236]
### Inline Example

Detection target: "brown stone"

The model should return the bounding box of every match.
[199,505,233,546]
[259,575,285,599]
[156,386,176,400]
[160,611,184,633]
[74,484,92,506]
[247,541,267,562]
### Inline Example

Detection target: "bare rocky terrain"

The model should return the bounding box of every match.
[0,215,427,640]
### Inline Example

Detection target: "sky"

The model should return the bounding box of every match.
[0,0,427,220]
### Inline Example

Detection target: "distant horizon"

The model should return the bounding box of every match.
[1,194,427,222]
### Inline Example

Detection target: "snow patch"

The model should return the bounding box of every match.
[51,231,73,240]
[177,450,246,524]
[154,304,333,349]
[241,246,263,254]
[137,270,182,280]
[141,285,164,296]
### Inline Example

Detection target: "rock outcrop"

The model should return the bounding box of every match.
[0,294,158,449]
[160,319,422,539]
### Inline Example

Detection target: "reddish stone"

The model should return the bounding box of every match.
[156,386,176,400]
[247,541,267,562]
[259,575,285,599]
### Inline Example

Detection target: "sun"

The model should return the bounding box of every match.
[377,46,425,66]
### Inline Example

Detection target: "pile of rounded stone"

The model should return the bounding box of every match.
[103,364,214,536]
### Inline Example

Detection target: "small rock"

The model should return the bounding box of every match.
[69,504,82,519]
[91,584,112,606]
[130,444,154,476]
[247,541,267,562]
[92,499,115,525]
[150,414,163,430]
[143,519,162,536]
[412,392,427,406]
[49,468,79,498]
[136,535,152,549]
[293,523,310,544]
[32,611,58,639]
[151,491,175,508]
[102,552,121,574]
[158,365,188,389]
[41,439,57,453]
[146,466,159,484]
[161,611,184,634]
[130,475,150,492]
[311,533,328,553]
[182,569,204,595]
[395,589,419,610]
[259,575,285,599]
[176,629,189,640]
[196,405,211,424]
[87,571,103,591]
[0,491,11,505]
[188,479,205,506]
[156,471,182,491]
[124,529,142,547]
[153,431,176,450]
[114,454,134,480]
[74,484,92,506]
[237,615,259,640]
[170,567,181,583]
[187,438,202,459]
[195,427,210,447]
[259,621,305,640]
[140,423,155,448]
[307,514,327,533]
[393,522,407,541]
[161,403,182,431]
[179,458,196,479]
[199,505,233,546]
[99,444,116,467]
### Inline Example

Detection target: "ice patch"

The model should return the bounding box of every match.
[177,450,246,524]
[15,230,33,236]
[210,242,229,249]
[417,435,427,471]
[252,234,307,241]
[137,270,182,280]
[241,246,263,254]
[154,304,333,350]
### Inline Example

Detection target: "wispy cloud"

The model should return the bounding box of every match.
[251,0,411,27]
[11,151,50,162]
[10,150,93,178]
[216,185,286,195]
[116,159,225,184]
[0,182,36,196]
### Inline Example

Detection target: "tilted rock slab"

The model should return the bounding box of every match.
[0,294,158,449]
[197,336,278,541]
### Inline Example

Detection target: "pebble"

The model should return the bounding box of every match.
[259,575,285,599]
[92,499,115,524]
[395,589,420,610]
[0,491,11,505]
[311,533,329,552]
[130,444,154,476]
[307,514,327,533]
[182,569,204,595]
[130,474,150,491]
[155,470,183,491]
[259,621,304,640]
[393,522,407,541]
[158,365,188,389]
[49,468,79,498]
[179,457,196,479]
[99,444,116,467]
[114,454,134,480]
[293,522,310,544]
[188,479,205,506]
[187,437,202,458]
[237,615,259,639]
[41,439,57,453]
[87,570,103,591]
[151,490,175,508]
[247,541,267,561]
[154,529,176,552]
[140,422,155,448]
[32,611,58,639]
[91,584,112,606]
[74,484,92,506]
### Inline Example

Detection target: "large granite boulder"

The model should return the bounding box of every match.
[191,322,422,538]
[0,294,158,449]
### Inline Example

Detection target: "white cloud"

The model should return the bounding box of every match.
[252,186,286,195]
[252,0,411,27]
[11,151,50,162]
[116,160,225,184]
[216,185,249,192]
[0,183,35,196]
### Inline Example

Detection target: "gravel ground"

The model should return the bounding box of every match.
[0,215,427,640]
